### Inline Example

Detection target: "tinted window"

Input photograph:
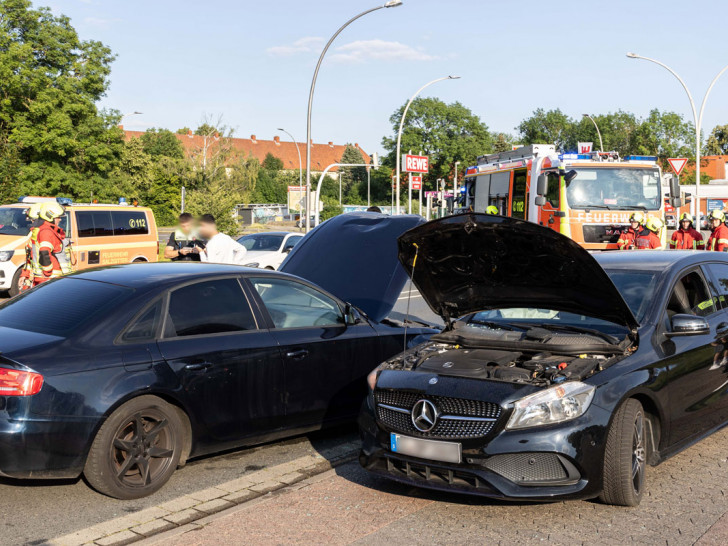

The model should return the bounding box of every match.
[166,278,256,337]
[666,270,715,318]
[122,300,163,342]
[0,278,131,336]
[706,263,728,309]
[0,207,32,236]
[544,172,560,207]
[238,234,285,251]
[606,270,658,322]
[77,211,113,237]
[250,277,343,329]
[511,170,527,219]
[284,236,303,250]
[112,210,149,235]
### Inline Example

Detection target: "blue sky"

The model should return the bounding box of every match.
[45,0,728,155]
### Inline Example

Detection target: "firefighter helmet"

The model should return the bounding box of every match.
[709,209,726,223]
[645,216,663,233]
[629,211,645,225]
[680,212,694,224]
[486,205,498,215]
[39,202,64,222]
[27,203,42,220]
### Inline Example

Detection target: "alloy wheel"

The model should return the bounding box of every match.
[631,411,646,494]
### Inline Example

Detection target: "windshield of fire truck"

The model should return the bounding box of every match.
[565,167,661,210]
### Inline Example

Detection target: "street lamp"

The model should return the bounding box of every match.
[304,0,403,232]
[627,52,728,216]
[582,114,604,152]
[277,127,303,188]
[120,111,143,123]
[395,75,460,215]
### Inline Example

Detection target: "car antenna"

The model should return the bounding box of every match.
[403,243,419,354]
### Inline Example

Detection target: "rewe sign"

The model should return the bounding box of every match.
[401,154,429,173]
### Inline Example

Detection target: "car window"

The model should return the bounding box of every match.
[122,299,163,342]
[165,278,256,337]
[76,211,114,237]
[284,235,303,251]
[705,263,728,309]
[666,270,716,318]
[605,270,658,323]
[112,210,149,235]
[238,234,285,251]
[0,278,132,336]
[249,277,344,329]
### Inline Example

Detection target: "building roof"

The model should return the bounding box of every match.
[123,130,370,172]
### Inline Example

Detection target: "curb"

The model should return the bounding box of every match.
[48,442,359,546]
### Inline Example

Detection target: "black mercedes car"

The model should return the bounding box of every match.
[0,213,435,499]
[360,213,728,506]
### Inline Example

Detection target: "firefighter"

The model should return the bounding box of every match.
[486,205,498,215]
[707,210,728,251]
[23,201,68,290]
[617,212,645,250]
[635,216,663,249]
[669,212,705,250]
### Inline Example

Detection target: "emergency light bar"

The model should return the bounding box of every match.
[18,196,73,205]
[624,155,658,161]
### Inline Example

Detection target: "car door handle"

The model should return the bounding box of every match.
[286,349,309,360]
[184,361,213,371]
[716,322,728,336]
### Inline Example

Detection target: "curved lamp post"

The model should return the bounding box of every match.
[582,114,604,152]
[627,52,728,216]
[395,75,460,215]
[304,0,403,232]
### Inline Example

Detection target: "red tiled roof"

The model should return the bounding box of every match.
[123,130,370,172]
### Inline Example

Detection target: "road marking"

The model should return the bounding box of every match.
[397,293,423,300]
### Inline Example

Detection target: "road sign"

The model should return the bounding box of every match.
[401,154,429,173]
[668,158,688,176]
[411,175,422,191]
[577,142,593,154]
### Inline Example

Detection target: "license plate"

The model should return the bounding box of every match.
[390,433,462,464]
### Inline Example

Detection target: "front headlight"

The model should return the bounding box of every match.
[506,382,595,430]
[0,250,13,262]
[244,262,259,268]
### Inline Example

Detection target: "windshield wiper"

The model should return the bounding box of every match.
[583,205,612,210]
[518,322,620,345]
[468,319,525,332]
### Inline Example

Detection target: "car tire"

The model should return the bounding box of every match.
[84,396,185,499]
[599,398,646,507]
[8,267,22,298]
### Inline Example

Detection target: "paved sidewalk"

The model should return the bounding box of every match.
[155,428,728,546]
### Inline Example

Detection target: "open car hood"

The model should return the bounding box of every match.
[397,214,639,330]
[280,212,426,323]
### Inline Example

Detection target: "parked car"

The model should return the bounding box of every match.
[664,213,676,229]
[360,213,728,506]
[0,213,434,499]
[237,231,304,270]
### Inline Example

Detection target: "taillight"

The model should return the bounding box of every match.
[0,368,44,396]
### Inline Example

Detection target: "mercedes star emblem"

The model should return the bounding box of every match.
[411,399,439,432]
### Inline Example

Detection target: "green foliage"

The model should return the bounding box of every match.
[491,133,516,153]
[381,98,492,192]
[194,123,218,136]
[705,124,728,155]
[261,152,284,171]
[319,195,343,221]
[175,127,191,135]
[516,109,574,151]
[140,128,185,159]
[338,144,367,203]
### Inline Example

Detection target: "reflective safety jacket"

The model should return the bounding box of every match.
[707,223,728,252]
[670,227,705,250]
[617,227,639,250]
[30,222,67,283]
[635,229,661,249]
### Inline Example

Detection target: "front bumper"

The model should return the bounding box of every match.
[0,414,98,479]
[0,259,19,289]
[358,399,612,502]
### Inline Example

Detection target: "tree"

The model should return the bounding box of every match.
[632,109,694,159]
[176,127,191,135]
[0,0,124,198]
[705,124,728,155]
[491,133,516,153]
[261,153,284,171]
[188,115,235,186]
[516,109,573,151]
[382,98,492,192]
[140,128,184,159]
[338,144,367,203]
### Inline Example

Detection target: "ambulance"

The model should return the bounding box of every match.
[0,197,159,296]
[462,144,676,250]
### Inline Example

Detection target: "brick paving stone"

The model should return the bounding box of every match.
[94,530,140,546]
[186,487,228,503]
[222,489,261,504]
[130,518,176,537]
[249,480,283,493]
[163,509,204,526]
[158,496,200,513]
[194,498,234,514]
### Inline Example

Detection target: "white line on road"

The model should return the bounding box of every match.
[397,293,423,300]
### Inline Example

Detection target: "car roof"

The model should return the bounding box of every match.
[593,250,728,271]
[239,231,296,236]
[66,262,280,289]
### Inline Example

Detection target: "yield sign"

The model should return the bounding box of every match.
[668,158,688,176]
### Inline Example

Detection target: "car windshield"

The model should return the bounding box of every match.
[0,278,132,336]
[0,207,32,236]
[566,168,661,210]
[237,234,285,251]
[460,269,657,333]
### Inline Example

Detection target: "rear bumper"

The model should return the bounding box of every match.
[0,415,99,479]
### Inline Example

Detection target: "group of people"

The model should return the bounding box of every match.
[618,210,728,252]
[164,213,248,265]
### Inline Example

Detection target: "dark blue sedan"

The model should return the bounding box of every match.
[0,213,434,499]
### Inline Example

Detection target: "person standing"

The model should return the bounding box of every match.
[669,213,705,250]
[197,214,248,265]
[707,210,728,251]
[22,202,68,291]
[164,212,205,261]
[617,212,645,250]
[635,216,663,249]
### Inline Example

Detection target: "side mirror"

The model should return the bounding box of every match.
[283,246,294,254]
[344,303,363,326]
[536,174,548,196]
[666,314,710,337]
[535,196,546,206]
[564,169,578,183]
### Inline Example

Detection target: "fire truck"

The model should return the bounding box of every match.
[462,144,676,250]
